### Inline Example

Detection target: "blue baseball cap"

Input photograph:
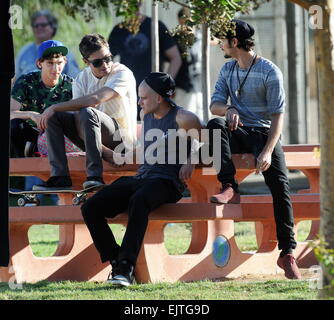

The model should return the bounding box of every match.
[37,40,68,60]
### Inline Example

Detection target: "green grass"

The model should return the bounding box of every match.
[0,279,317,300]
[28,225,59,257]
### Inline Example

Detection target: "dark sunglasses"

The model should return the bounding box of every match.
[86,55,113,68]
[32,22,50,28]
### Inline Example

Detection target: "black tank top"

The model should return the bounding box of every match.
[135,106,190,192]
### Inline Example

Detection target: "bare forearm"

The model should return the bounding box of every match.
[210,101,229,116]
[10,110,39,120]
[262,113,284,153]
[53,87,118,112]
[165,45,182,79]
[167,60,181,79]
[53,95,99,112]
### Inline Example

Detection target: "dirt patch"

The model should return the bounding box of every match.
[214,268,317,282]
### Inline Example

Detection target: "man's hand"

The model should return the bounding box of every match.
[256,150,272,174]
[179,163,195,182]
[226,107,243,131]
[29,113,42,126]
[102,147,125,168]
[38,105,56,131]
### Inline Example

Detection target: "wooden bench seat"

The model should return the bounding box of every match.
[1,144,320,283]
[9,194,320,224]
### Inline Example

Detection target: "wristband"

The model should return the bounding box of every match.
[227,106,237,111]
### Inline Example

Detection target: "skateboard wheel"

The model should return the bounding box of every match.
[18,196,39,207]
[17,198,26,207]
[72,197,81,206]
[73,195,87,206]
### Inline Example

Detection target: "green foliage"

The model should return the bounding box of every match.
[311,237,334,291]
[170,0,271,46]
[44,0,272,47]
[171,24,197,55]
[50,0,143,32]
[11,0,271,51]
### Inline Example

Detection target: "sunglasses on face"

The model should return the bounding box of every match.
[33,22,50,28]
[86,55,113,68]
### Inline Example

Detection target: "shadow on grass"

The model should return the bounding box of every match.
[0,278,318,301]
[0,278,234,294]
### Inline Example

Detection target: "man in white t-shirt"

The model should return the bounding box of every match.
[33,34,137,190]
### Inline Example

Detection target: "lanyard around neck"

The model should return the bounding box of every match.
[234,53,257,98]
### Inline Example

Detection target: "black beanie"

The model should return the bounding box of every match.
[144,72,177,107]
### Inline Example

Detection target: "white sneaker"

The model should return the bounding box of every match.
[109,260,134,287]
[82,177,105,189]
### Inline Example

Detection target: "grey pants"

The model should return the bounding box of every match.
[46,107,122,178]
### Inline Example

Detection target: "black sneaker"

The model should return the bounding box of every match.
[32,176,72,191]
[24,141,37,157]
[110,260,134,287]
[82,176,105,189]
[106,260,119,283]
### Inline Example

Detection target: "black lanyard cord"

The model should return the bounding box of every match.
[235,53,257,97]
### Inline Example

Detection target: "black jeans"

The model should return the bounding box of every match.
[207,117,297,253]
[10,119,39,157]
[81,176,182,266]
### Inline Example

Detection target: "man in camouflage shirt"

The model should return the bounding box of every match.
[10,40,74,157]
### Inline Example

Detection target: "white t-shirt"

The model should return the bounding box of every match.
[72,63,137,148]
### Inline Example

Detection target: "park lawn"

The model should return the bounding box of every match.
[0,221,320,300]
[0,278,317,300]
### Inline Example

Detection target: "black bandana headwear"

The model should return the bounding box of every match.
[144,72,177,107]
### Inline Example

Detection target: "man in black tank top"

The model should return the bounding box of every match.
[81,72,203,287]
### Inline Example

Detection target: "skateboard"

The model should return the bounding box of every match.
[9,184,106,207]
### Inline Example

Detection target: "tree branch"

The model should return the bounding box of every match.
[170,0,191,9]
[288,0,320,10]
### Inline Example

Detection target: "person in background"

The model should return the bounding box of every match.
[173,8,203,121]
[108,2,182,119]
[15,10,80,80]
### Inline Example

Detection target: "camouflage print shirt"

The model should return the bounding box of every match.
[11,71,73,126]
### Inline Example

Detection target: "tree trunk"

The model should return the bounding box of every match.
[289,0,334,298]
[313,0,334,297]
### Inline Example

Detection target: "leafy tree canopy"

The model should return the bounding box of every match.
[50,0,270,44]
